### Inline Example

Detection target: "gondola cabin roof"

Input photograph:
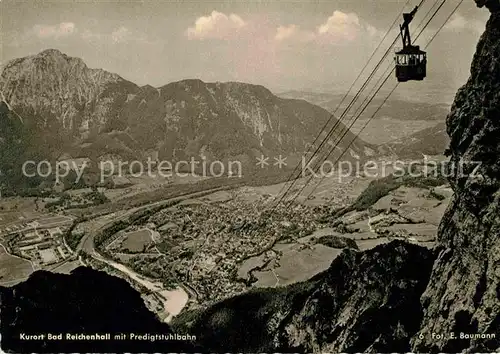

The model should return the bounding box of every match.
[396,45,426,55]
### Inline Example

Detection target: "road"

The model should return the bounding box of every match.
[77,186,227,254]
[73,186,229,319]
[89,247,188,322]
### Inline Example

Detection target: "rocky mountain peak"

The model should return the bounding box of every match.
[37,48,83,62]
[163,79,274,100]
[0,49,138,138]
[121,76,370,161]
[412,10,500,352]
[4,48,87,79]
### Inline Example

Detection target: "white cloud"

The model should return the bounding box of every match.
[275,11,380,44]
[366,24,382,38]
[317,11,362,41]
[275,25,297,41]
[33,22,76,39]
[444,14,484,34]
[186,11,246,40]
[275,25,315,42]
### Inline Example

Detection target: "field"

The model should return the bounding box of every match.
[121,229,152,252]
[266,244,341,286]
[0,244,34,286]
[0,210,42,227]
[0,197,39,214]
[0,212,25,224]
[49,260,82,274]
[39,249,58,263]
[237,254,267,280]
[251,241,342,288]
[37,216,73,226]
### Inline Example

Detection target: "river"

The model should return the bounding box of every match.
[91,250,188,323]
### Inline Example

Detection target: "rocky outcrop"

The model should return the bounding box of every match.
[174,241,436,352]
[274,242,435,353]
[0,267,200,353]
[474,0,500,12]
[411,9,500,353]
[0,49,138,137]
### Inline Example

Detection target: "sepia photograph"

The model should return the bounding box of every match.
[0,0,498,352]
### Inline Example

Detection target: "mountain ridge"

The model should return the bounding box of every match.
[0,49,372,170]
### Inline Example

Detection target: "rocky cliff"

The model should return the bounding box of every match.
[411,8,500,353]
[0,267,199,353]
[173,241,436,352]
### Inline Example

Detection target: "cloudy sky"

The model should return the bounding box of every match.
[0,0,489,97]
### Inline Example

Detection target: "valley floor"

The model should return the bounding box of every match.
[1,156,452,322]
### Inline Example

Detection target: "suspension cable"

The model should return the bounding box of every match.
[320,0,464,206]
[285,0,457,207]
[269,0,428,213]
[267,0,415,211]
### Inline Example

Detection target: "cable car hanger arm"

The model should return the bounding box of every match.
[400,5,419,48]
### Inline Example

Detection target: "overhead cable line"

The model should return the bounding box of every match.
[285,0,457,206]
[268,0,427,213]
[267,0,414,212]
[305,0,465,206]
[297,0,445,199]
[276,0,433,209]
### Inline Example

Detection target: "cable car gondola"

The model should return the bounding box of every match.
[395,6,427,82]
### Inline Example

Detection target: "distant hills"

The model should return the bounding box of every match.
[378,121,449,158]
[0,49,453,194]
[0,49,372,170]
[279,90,451,155]
[278,90,450,122]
